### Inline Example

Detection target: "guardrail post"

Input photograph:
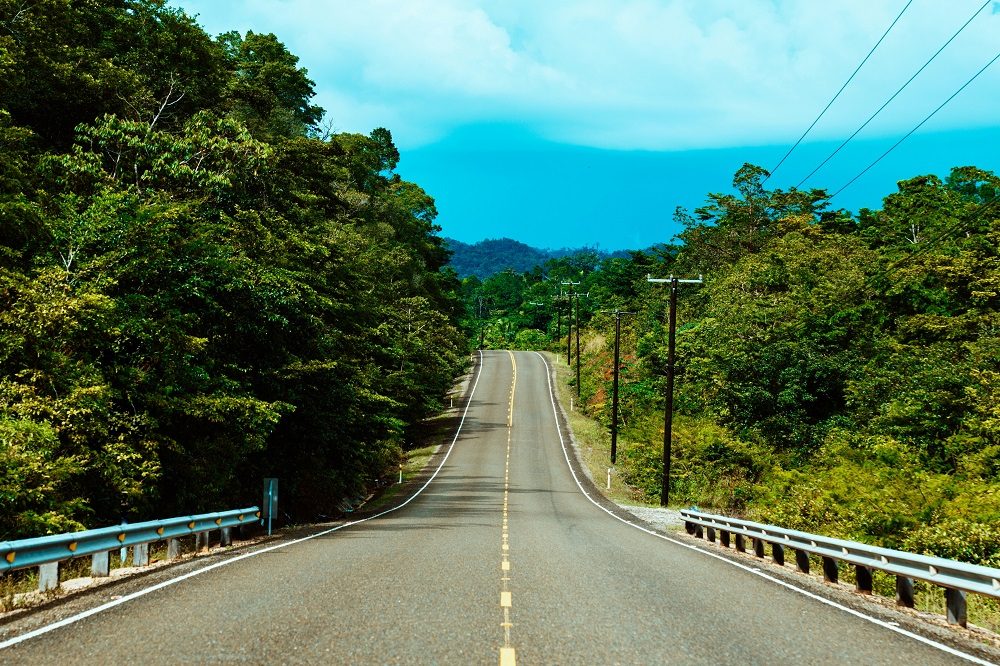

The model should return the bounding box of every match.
[772,543,785,566]
[795,549,810,574]
[134,543,149,567]
[694,524,703,539]
[167,538,180,560]
[896,576,914,607]
[38,562,58,591]
[220,527,232,547]
[720,530,730,548]
[707,527,716,543]
[685,521,694,535]
[734,534,746,553]
[945,588,967,627]
[753,538,765,558]
[91,551,110,577]
[822,557,838,584]
[855,565,873,595]
[196,531,210,552]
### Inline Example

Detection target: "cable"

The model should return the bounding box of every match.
[882,197,1000,276]
[765,0,913,182]
[832,49,1000,198]
[796,0,991,189]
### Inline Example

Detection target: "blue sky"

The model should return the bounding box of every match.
[171,0,1000,250]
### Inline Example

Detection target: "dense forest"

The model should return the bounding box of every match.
[463,163,1000,566]
[445,237,630,279]
[0,1,465,538]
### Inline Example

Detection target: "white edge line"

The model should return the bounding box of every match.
[531,351,996,666]
[0,351,487,651]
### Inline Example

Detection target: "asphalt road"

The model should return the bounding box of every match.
[1,350,993,664]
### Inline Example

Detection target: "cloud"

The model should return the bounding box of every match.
[174,0,1000,150]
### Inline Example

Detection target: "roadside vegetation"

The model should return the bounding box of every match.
[461,163,1000,573]
[0,1,465,538]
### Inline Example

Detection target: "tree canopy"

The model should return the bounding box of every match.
[0,0,464,537]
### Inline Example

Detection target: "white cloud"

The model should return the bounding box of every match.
[174,0,1000,150]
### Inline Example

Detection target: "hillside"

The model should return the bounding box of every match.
[445,237,632,278]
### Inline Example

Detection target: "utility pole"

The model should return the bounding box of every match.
[607,309,636,464]
[562,281,580,368]
[647,274,703,507]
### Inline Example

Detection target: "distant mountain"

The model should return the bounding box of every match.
[444,237,632,279]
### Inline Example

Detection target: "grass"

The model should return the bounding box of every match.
[544,351,659,508]
[545,350,1000,639]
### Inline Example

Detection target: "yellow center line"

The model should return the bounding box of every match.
[499,351,517,666]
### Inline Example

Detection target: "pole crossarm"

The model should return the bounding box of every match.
[646,274,704,284]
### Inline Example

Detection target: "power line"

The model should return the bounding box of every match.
[832,49,1000,198]
[796,0,991,189]
[882,196,1000,277]
[765,0,913,182]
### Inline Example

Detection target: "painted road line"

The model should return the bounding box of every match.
[532,351,995,666]
[498,351,518,666]
[0,354,489,652]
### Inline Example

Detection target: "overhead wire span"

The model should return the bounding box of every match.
[796,0,992,189]
[832,49,1000,198]
[881,197,1000,277]
[765,0,914,182]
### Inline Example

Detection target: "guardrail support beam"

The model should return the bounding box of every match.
[753,538,765,558]
[167,538,180,560]
[39,562,58,591]
[896,576,914,607]
[707,527,716,543]
[946,588,967,627]
[91,551,110,577]
[735,534,746,553]
[822,557,838,584]
[134,543,149,567]
[795,549,810,574]
[694,524,703,539]
[220,527,232,547]
[772,543,785,566]
[720,530,730,548]
[855,565,873,595]
[196,531,210,552]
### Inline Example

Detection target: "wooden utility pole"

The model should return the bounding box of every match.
[647,274,703,507]
[609,310,636,465]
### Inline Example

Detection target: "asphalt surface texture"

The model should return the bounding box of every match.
[1,350,997,664]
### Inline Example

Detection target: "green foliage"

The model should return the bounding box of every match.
[464,161,1000,566]
[0,2,464,535]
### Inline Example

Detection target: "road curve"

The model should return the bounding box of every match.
[0,350,990,664]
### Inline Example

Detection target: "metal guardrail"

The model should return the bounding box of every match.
[681,509,1000,628]
[0,507,260,591]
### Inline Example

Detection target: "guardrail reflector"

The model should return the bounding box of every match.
[255,511,261,518]
[156,527,164,536]
[117,533,126,543]
[68,542,77,552]
[215,518,222,526]
[188,522,195,530]
[930,566,939,576]
[993,579,999,590]
[238,514,244,521]
[5,552,14,563]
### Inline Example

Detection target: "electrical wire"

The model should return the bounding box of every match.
[832,49,1000,198]
[796,0,991,189]
[765,0,913,183]
[881,196,1000,276]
